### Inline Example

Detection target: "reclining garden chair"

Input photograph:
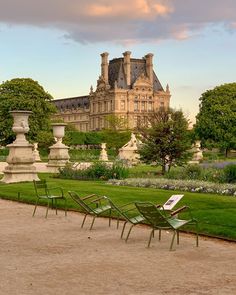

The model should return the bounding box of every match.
[135,202,199,251]
[108,199,146,242]
[33,180,67,218]
[68,191,112,230]
[108,197,188,242]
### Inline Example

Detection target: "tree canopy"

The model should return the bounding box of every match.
[0,78,56,145]
[194,83,236,156]
[138,108,192,174]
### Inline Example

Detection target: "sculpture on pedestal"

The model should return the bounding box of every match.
[2,110,39,183]
[118,133,141,165]
[33,143,41,162]
[189,140,203,164]
[47,123,70,169]
[99,143,108,161]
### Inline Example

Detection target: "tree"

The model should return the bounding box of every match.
[104,114,128,131]
[138,108,192,174]
[0,78,56,145]
[194,83,236,157]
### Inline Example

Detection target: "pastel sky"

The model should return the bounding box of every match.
[0,0,236,124]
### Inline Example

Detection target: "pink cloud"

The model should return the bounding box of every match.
[0,0,235,43]
[86,0,172,20]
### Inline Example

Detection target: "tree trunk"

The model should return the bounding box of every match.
[225,148,229,158]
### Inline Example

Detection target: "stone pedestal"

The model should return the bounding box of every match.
[99,143,108,161]
[2,110,39,183]
[47,123,70,169]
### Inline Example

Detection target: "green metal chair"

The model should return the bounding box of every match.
[135,202,199,251]
[68,191,112,230]
[107,199,146,241]
[33,180,67,218]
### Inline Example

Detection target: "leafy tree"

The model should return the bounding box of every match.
[104,114,128,131]
[0,78,56,145]
[138,108,192,174]
[36,130,55,149]
[194,83,236,157]
[100,130,131,152]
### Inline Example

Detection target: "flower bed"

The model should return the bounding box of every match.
[108,178,236,196]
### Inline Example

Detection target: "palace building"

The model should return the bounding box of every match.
[52,51,171,131]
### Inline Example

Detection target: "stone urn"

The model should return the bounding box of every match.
[2,110,39,183]
[47,123,70,169]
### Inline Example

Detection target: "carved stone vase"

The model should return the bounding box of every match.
[2,110,39,183]
[47,123,70,169]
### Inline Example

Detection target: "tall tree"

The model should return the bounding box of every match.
[104,114,128,131]
[0,78,56,145]
[138,108,192,174]
[194,83,236,157]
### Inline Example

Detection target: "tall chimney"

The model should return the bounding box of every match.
[145,53,154,84]
[123,51,131,86]
[100,52,109,83]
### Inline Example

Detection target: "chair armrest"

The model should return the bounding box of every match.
[47,187,64,196]
[81,194,97,200]
[122,207,137,214]
[170,206,188,216]
[118,202,135,208]
[90,196,107,203]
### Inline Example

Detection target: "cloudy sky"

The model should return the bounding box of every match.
[0,0,235,123]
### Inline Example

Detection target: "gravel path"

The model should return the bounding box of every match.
[0,199,236,295]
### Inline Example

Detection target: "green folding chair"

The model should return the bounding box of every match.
[32,180,67,218]
[68,191,112,230]
[135,202,199,251]
[108,199,146,242]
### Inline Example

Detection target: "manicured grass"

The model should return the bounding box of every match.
[0,174,236,240]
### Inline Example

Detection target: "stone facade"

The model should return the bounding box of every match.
[52,52,171,131]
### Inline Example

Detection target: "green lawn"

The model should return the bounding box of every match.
[0,174,236,240]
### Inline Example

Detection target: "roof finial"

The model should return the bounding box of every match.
[166,84,170,93]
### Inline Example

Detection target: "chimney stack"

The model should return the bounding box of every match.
[100,52,109,83]
[145,53,154,84]
[123,51,131,86]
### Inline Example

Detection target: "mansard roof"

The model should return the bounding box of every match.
[53,95,89,110]
[108,57,164,91]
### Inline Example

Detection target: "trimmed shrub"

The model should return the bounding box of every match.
[58,162,129,180]
[224,164,236,183]
[184,165,202,180]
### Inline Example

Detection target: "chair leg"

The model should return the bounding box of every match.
[159,229,161,241]
[148,229,155,247]
[170,231,176,251]
[177,230,179,245]
[32,199,38,217]
[117,216,120,229]
[121,221,128,239]
[108,209,111,227]
[45,200,50,218]
[196,222,199,247]
[125,224,134,242]
[64,198,67,217]
[55,199,58,215]
[90,215,96,230]
[81,214,87,228]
